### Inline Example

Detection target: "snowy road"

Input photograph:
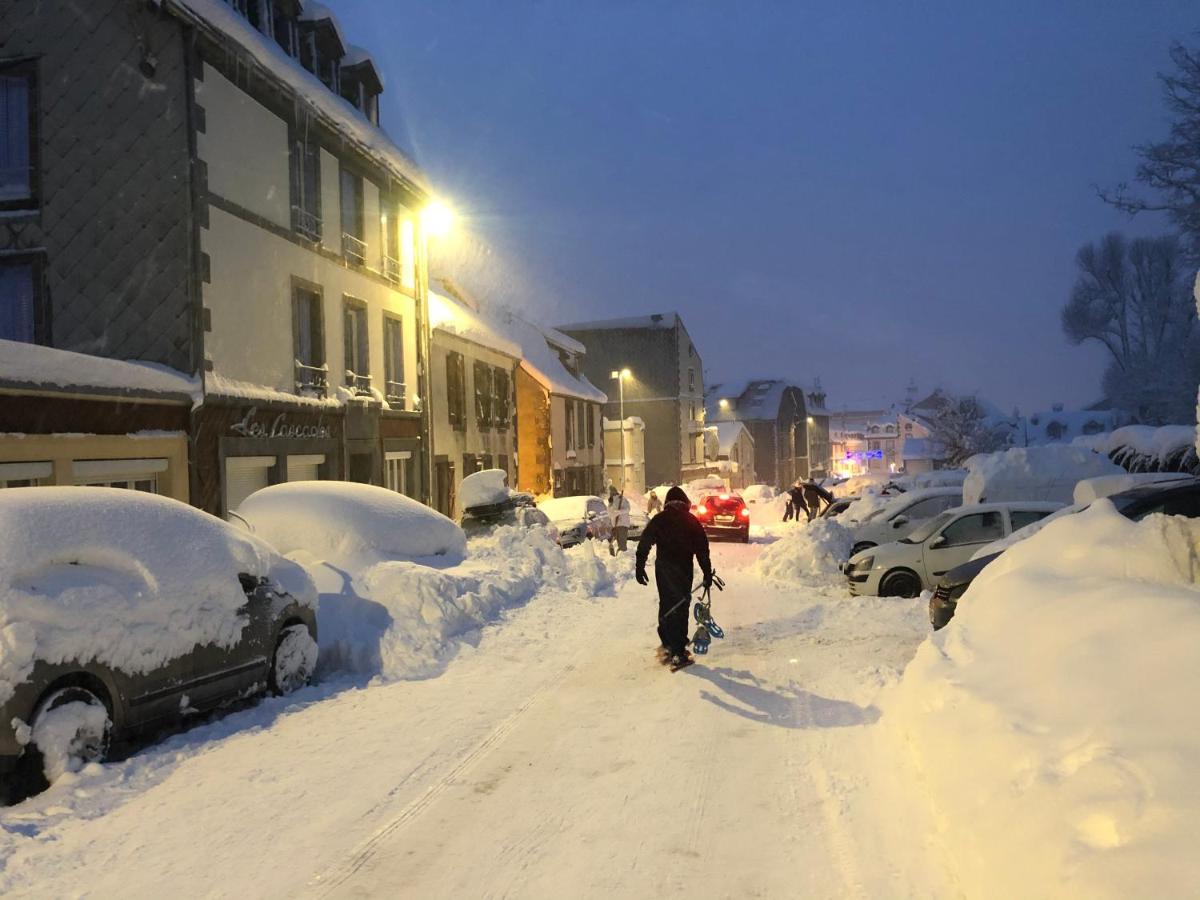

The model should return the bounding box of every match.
[0,539,947,898]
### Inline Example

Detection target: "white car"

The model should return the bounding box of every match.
[848,487,963,556]
[845,501,1062,598]
[538,495,613,548]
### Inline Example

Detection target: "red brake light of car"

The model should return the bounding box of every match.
[740,507,750,518]
[695,504,709,516]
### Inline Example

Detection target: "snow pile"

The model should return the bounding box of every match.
[686,474,727,497]
[310,526,624,680]
[238,482,466,567]
[841,487,894,523]
[836,472,891,497]
[751,519,853,582]
[963,444,1123,505]
[459,469,512,510]
[894,469,966,490]
[0,489,315,705]
[741,484,776,504]
[1072,472,1193,504]
[1078,424,1199,473]
[883,503,1200,897]
[31,700,110,783]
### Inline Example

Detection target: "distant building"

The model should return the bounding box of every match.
[604,417,646,496]
[705,379,818,488]
[558,313,707,488]
[708,421,757,489]
[1020,404,1127,446]
[824,399,902,477]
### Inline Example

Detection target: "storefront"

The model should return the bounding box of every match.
[191,397,345,518]
[379,409,425,501]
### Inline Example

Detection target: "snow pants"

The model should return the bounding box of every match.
[655,566,693,655]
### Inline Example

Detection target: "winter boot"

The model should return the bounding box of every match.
[669,651,694,672]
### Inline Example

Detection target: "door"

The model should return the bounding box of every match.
[287,454,325,482]
[922,510,1006,582]
[180,576,274,712]
[434,458,456,518]
[225,456,275,516]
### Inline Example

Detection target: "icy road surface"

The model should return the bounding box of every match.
[0,539,947,898]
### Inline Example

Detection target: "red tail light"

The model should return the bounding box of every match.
[740,507,750,518]
[694,504,710,517]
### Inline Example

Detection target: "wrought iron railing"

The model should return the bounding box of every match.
[342,232,367,265]
[291,206,321,242]
[382,255,401,285]
[295,360,328,396]
[346,370,372,396]
[384,380,406,408]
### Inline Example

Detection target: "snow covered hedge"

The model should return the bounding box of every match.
[963,444,1123,505]
[883,503,1200,896]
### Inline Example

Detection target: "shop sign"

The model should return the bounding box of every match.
[230,407,331,440]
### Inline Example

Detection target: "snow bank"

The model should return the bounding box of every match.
[310,526,625,680]
[459,469,511,510]
[841,487,894,523]
[751,520,853,582]
[963,444,1123,505]
[836,472,891,497]
[238,481,466,568]
[883,503,1200,897]
[894,469,966,490]
[741,484,776,504]
[0,489,314,705]
[1072,472,1193,504]
[1078,424,1199,472]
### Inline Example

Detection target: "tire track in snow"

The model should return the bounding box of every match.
[308,662,577,895]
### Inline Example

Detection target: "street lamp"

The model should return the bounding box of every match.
[611,368,631,491]
[805,415,815,479]
[421,200,454,238]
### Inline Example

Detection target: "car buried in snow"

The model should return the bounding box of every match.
[0,488,318,803]
[847,486,963,557]
[693,492,751,543]
[538,495,614,548]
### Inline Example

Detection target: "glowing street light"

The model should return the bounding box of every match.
[719,398,730,410]
[611,369,632,491]
[421,200,454,238]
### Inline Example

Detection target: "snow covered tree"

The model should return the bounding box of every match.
[1062,232,1200,424]
[925,394,1010,466]
[1101,41,1200,260]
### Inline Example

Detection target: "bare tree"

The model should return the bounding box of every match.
[925,394,1010,467]
[1101,41,1200,259]
[1062,232,1199,424]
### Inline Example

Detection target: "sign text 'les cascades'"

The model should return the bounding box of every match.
[230,407,331,440]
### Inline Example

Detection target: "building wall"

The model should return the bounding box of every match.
[515,368,552,496]
[549,396,604,495]
[603,418,646,496]
[0,0,195,371]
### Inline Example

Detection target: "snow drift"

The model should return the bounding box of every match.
[458,469,512,510]
[963,444,1123,506]
[0,488,315,705]
[752,520,852,582]
[884,502,1200,897]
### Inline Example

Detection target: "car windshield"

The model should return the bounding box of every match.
[900,511,956,544]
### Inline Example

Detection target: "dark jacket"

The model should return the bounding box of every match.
[787,486,809,512]
[636,491,712,596]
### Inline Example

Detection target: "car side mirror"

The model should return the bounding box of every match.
[929,534,946,549]
[892,515,909,528]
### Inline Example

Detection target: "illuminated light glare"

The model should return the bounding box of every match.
[620,367,631,379]
[718,398,730,410]
[421,201,454,237]
[740,508,750,518]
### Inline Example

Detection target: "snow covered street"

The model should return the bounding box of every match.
[0,536,944,899]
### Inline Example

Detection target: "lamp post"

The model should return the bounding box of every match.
[610,368,631,491]
[805,415,815,480]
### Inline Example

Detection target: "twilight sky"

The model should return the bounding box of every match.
[336,0,1195,413]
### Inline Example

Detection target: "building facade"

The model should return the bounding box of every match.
[0,0,433,516]
[705,380,816,488]
[826,400,903,477]
[558,313,705,489]
[709,421,757,489]
[604,416,646,496]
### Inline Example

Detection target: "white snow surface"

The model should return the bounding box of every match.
[741,484,776,504]
[0,488,315,705]
[889,469,967,490]
[752,519,853,581]
[491,308,607,402]
[1077,424,1197,466]
[963,444,1124,505]
[1072,471,1193,504]
[458,469,512,510]
[884,502,1200,897]
[0,339,197,398]
[429,288,522,359]
[31,700,110,784]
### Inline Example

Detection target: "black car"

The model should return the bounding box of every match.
[459,492,552,537]
[929,477,1200,629]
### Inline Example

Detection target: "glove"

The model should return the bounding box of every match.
[703,572,714,590]
[636,566,649,586]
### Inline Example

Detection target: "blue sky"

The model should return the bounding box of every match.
[336,0,1195,412]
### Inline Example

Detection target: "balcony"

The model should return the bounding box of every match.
[384,380,406,409]
[345,370,372,397]
[291,206,321,242]
[295,360,328,397]
[342,232,367,266]
[382,255,401,285]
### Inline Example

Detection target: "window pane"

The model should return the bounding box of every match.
[0,74,31,201]
[940,512,1005,547]
[1010,509,1052,531]
[0,261,34,342]
[400,218,415,289]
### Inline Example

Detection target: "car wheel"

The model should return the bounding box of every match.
[880,569,923,599]
[28,686,112,785]
[270,624,318,696]
[850,541,876,557]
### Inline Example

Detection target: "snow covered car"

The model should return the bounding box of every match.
[538,496,613,548]
[929,478,1200,628]
[0,489,318,801]
[821,496,858,519]
[848,487,963,557]
[844,501,1061,597]
[455,469,559,541]
[693,493,750,542]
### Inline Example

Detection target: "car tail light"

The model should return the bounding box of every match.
[695,504,709,517]
[740,507,750,518]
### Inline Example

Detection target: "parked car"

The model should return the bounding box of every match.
[929,478,1200,628]
[821,496,859,519]
[627,509,650,542]
[0,488,318,802]
[693,492,750,542]
[539,495,613,548]
[848,487,963,556]
[844,501,1062,597]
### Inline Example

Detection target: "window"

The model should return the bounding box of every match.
[343,299,369,394]
[383,315,405,407]
[939,512,1004,548]
[498,453,510,477]
[463,453,483,476]
[576,400,587,450]
[0,256,42,343]
[0,460,50,488]
[400,218,416,289]
[384,450,413,496]
[901,495,958,520]
[273,3,298,55]
[292,283,326,395]
[340,166,364,263]
[74,458,168,494]
[446,351,466,428]
[289,135,321,240]
[586,403,595,447]
[565,401,576,452]
[688,368,695,392]
[1010,509,1053,531]
[381,206,401,284]
[474,360,493,427]
[493,367,511,427]
[0,60,37,209]
[481,454,493,470]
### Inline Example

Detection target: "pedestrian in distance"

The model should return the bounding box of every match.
[608,486,632,554]
[645,490,663,517]
[635,486,713,671]
[802,480,823,521]
[787,484,809,522]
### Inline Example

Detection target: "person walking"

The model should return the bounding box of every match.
[802,479,823,521]
[787,483,809,522]
[635,486,713,670]
[608,486,632,554]
[645,490,663,517]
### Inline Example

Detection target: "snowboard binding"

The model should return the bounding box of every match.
[690,573,726,655]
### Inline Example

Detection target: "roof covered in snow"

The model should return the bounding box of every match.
[705,379,804,423]
[713,421,752,455]
[169,0,427,192]
[490,309,607,403]
[0,339,198,400]
[1024,408,1122,445]
[429,289,522,359]
[557,312,680,332]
